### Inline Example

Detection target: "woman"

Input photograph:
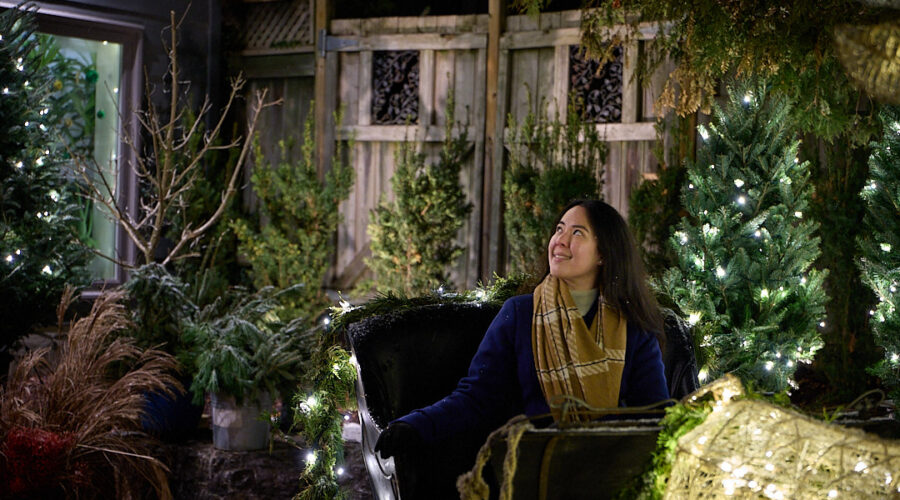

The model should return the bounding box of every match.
[375,199,669,457]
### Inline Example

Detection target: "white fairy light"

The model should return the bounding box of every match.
[828,490,837,498]
[880,243,892,252]
[716,266,726,278]
[306,451,317,465]
[765,361,774,371]
[800,276,807,285]
[786,360,794,368]
[794,157,799,164]
[737,196,746,205]
[699,127,710,141]
[765,463,775,472]
[437,285,445,295]
[41,265,52,274]
[710,164,716,170]
[694,256,704,268]
[36,156,44,166]
[794,211,802,218]
[761,288,769,299]
[5,255,12,263]
[720,461,733,472]
[855,461,867,472]
[337,467,345,476]
[743,94,752,104]
[322,316,331,326]
[343,413,350,421]
[475,289,486,300]
[775,351,782,358]
[15,161,22,169]
[49,190,59,202]
[754,230,761,238]
[688,312,701,325]
[734,179,745,188]
[892,353,899,363]
[306,395,318,409]
[689,183,695,189]
[819,321,826,328]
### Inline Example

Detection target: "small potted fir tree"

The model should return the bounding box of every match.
[181,286,308,451]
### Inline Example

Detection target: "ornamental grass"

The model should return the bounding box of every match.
[0,288,179,499]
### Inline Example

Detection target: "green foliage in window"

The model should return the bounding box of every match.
[233,108,354,321]
[366,94,472,296]
[0,7,90,361]
[503,93,606,277]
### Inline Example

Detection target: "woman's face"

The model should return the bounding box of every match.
[548,205,602,291]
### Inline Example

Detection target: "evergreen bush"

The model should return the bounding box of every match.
[233,108,354,321]
[859,106,900,401]
[661,79,827,392]
[502,94,606,277]
[366,95,472,296]
[0,7,89,363]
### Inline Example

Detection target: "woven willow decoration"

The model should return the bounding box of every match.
[667,379,900,499]
[834,21,900,105]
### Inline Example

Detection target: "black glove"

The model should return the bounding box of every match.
[373,422,422,459]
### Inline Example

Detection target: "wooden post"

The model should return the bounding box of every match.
[481,0,506,281]
[315,0,333,177]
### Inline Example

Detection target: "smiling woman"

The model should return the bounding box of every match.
[374,198,669,462]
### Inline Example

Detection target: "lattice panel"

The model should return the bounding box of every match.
[569,45,623,123]
[244,0,313,50]
[372,50,419,125]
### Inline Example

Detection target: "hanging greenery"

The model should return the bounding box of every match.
[502,92,606,278]
[233,107,354,321]
[366,93,472,296]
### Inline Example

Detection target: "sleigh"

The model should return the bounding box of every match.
[347,302,699,499]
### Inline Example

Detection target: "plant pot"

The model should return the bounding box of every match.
[210,392,272,451]
[142,374,203,442]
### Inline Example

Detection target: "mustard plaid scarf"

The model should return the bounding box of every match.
[531,275,627,422]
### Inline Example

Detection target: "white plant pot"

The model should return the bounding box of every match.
[210,392,271,451]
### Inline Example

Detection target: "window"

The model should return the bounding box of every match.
[26,6,142,285]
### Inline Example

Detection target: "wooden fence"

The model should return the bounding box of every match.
[237,3,673,292]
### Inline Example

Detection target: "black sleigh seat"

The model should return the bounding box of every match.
[347,303,700,499]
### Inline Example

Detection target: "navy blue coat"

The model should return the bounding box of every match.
[396,294,670,444]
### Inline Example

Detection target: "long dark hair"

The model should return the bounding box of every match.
[553,199,664,340]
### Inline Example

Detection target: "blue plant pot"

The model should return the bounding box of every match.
[142,375,204,442]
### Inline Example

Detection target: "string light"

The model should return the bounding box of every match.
[306,451,317,465]
[880,243,892,252]
[688,312,701,325]
[336,467,345,476]
[737,196,746,205]
[41,265,52,275]
[794,211,803,218]
[743,94,752,104]
[716,266,726,278]
[761,289,769,299]
[689,183,695,189]
[734,179,745,188]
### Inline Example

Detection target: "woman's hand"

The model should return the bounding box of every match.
[374,422,423,459]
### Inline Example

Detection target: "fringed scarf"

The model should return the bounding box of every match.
[531,275,627,422]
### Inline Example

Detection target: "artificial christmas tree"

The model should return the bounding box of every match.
[661,80,827,392]
[858,106,900,401]
[0,7,89,369]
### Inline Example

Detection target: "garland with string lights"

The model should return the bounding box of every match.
[292,274,525,499]
[660,79,827,393]
[858,106,900,401]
